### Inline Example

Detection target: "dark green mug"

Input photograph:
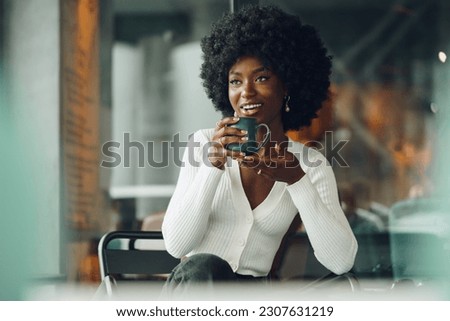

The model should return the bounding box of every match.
[226,117,271,155]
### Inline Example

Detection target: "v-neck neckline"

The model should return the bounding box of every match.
[229,159,284,216]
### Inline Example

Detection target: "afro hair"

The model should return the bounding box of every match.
[200,5,332,131]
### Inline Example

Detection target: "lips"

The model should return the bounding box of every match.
[240,103,262,116]
[240,103,261,110]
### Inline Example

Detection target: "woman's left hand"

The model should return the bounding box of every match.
[235,143,306,185]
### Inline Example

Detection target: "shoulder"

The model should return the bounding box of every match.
[190,128,215,144]
[185,129,214,159]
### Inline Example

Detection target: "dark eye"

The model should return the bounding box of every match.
[229,79,241,85]
[256,75,269,82]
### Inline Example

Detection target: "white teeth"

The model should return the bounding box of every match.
[241,103,261,110]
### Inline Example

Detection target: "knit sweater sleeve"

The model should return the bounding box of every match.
[287,147,358,275]
[162,129,224,258]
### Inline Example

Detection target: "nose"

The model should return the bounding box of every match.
[242,81,256,98]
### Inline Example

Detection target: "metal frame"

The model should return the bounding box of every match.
[97,230,179,297]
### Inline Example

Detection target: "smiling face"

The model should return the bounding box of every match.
[228,56,287,131]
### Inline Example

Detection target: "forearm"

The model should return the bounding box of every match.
[162,164,223,257]
[287,172,357,275]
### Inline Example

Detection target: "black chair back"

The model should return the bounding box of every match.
[97,230,179,293]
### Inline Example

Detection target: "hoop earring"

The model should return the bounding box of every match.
[284,95,291,112]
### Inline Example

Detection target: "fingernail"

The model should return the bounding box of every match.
[244,156,253,161]
[233,117,239,121]
[241,130,248,134]
[241,137,248,141]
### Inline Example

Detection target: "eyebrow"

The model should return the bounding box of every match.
[228,66,270,76]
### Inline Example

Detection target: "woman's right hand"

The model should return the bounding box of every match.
[208,116,248,169]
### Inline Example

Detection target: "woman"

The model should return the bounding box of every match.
[162,5,357,288]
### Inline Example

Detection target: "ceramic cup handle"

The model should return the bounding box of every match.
[255,123,270,151]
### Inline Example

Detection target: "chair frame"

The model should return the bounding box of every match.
[96,230,179,297]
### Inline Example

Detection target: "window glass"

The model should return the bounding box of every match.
[110,0,230,225]
[261,0,450,286]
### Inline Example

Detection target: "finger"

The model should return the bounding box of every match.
[207,143,227,167]
[208,151,226,163]
[218,136,227,147]
[256,146,266,158]
[240,155,262,169]
[217,116,240,128]
[215,117,233,129]
[269,143,285,158]
[219,134,248,147]
[228,150,246,160]
[208,142,226,157]
[222,126,248,137]
[274,143,281,155]
[242,155,258,162]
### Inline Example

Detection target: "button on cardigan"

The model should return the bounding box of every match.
[162,128,357,277]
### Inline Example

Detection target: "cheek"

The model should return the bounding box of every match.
[266,89,283,106]
[228,89,238,106]
[274,88,286,107]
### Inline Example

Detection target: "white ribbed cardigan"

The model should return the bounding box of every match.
[162,128,357,277]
